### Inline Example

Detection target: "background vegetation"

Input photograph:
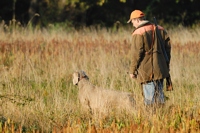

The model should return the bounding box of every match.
[0,0,200,27]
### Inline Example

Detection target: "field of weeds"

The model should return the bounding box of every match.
[0,21,200,132]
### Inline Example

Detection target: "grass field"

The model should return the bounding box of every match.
[0,21,200,132]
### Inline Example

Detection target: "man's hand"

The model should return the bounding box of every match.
[130,74,137,79]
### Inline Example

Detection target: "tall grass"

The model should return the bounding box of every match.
[0,21,200,132]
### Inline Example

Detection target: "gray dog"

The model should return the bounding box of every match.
[73,70,136,115]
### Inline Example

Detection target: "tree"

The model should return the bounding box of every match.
[0,0,200,27]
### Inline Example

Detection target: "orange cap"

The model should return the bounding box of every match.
[127,10,145,23]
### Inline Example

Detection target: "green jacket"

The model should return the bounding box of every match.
[129,21,171,83]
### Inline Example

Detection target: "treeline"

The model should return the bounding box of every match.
[0,0,199,28]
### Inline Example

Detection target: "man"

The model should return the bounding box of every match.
[127,10,171,106]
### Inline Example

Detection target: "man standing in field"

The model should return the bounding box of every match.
[127,10,171,107]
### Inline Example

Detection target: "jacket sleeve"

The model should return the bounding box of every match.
[129,34,144,74]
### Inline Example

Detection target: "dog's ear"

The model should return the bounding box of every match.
[73,72,79,85]
[79,70,89,80]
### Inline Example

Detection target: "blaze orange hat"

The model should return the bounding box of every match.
[127,10,145,23]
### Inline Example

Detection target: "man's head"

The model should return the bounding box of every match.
[127,10,145,28]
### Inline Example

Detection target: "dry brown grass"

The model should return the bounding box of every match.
[0,22,200,132]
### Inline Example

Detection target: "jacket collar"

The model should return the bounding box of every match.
[132,20,152,32]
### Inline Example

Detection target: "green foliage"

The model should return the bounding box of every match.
[1,0,200,27]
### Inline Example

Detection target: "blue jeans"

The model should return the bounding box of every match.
[142,80,164,105]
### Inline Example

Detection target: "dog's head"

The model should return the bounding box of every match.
[73,70,89,85]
